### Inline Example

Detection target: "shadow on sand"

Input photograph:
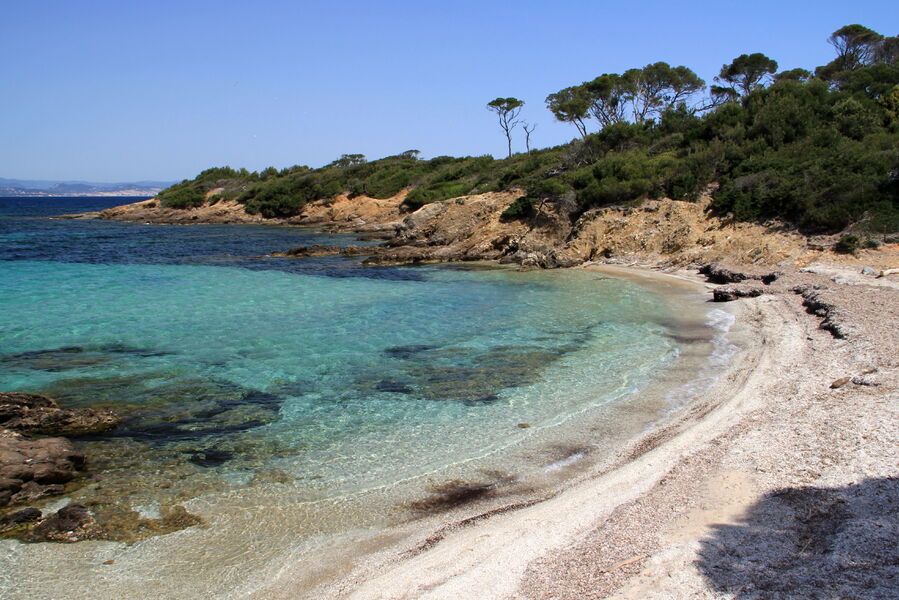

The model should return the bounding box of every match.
[696,476,898,599]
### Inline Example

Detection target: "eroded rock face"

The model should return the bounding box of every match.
[712,286,765,302]
[0,392,119,436]
[0,429,86,507]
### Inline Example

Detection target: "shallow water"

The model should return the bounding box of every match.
[0,197,729,598]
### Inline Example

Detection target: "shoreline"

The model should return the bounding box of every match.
[9,199,898,597]
[261,261,897,600]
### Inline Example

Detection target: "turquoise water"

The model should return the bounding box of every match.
[1,259,676,495]
[0,198,722,598]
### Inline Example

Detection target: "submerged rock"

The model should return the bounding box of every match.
[0,429,86,507]
[25,503,101,543]
[0,392,119,436]
[188,448,234,467]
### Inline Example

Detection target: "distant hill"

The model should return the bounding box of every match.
[0,177,174,197]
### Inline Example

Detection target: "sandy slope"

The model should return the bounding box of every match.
[284,263,896,600]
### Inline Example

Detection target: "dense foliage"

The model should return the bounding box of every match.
[159,24,898,233]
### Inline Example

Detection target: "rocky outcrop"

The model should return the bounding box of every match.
[792,285,849,339]
[699,262,780,285]
[712,286,765,302]
[0,429,86,507]
[269,244,376,258]
[0,392,119,436]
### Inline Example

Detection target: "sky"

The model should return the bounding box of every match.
[1,1,896,182]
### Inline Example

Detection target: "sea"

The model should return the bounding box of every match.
[0,196,736,598]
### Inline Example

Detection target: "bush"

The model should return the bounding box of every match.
[500,196,536,221]
[835,234,860,254]
[158,185,205,209]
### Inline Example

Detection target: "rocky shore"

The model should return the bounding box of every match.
[76,189,899,275]
[43,193,899,597]
[0,393,119,541]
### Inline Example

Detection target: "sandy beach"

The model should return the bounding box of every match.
[249,260,899,600]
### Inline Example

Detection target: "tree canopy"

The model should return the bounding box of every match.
[487,97,525,158]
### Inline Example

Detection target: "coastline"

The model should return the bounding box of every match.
[11,199,897,598]
[261,261,897,600]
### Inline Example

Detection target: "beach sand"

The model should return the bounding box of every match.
[252,262,899,600]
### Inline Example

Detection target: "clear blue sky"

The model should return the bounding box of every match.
[1,1,896,182]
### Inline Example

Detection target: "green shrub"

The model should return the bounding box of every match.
[835,234,860,254]
[158,184,205,209]
[500,196,536,221]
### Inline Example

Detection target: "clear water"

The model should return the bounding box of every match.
[0,197,721,598]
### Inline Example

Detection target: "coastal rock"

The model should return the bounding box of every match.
[25,503,101,543]
[712,286,764,302]
[0,429,86,507]
[0,392,119,436]
[700,262,780,285]
[271,244,374,258]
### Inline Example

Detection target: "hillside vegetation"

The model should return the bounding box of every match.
[158,24,899,235]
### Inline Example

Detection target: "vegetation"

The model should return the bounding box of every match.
[158,24,898,234]
[487,97,525,158]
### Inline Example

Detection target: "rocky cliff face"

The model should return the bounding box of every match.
[79,189,898,270]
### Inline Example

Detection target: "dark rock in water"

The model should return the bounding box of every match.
[10,481,65,504]
[375,380,413,394]
[95,383,282,444]
[0,429,86,507]
[25,503,101,543]
[271,244,374,258]
[464,394,500,406]
[0,392,120,436]
[2,345,171,372]
[188,449,234,467]
[384,344,437,359]
[0,507,41,527]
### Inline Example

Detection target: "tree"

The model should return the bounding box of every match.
[583,74,628,128]
[545,86,590,138]
[828,24,883,69]
[774,68,812,83]
[522,122,537,152]
[329,154,367,168]
[817,24,886,81]
[487,97,524,158]
[623,62,705,123]
[716,53,779,97]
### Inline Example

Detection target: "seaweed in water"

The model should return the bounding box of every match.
[384,344,438,359]
[407,480,496,513]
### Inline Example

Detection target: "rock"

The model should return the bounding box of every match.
[830,377,851,389]
[1,507,41,525]
[713,286,764,302]
[861,266,878,276]
[0,392,119,436]
[0,429,85,507]
[271,244,373,258]
[700,263,779,286]
[25,503,101,543]
[188,449,234,468]
[0,507,42,534]
[700,263,751,284]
